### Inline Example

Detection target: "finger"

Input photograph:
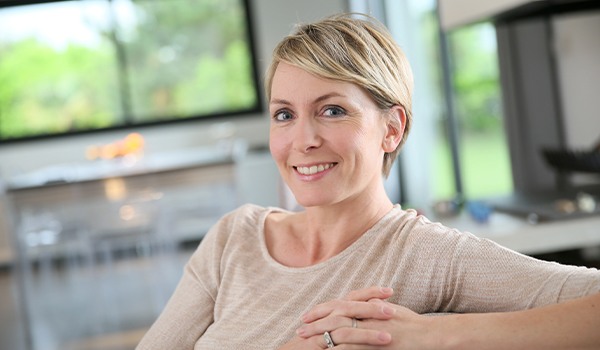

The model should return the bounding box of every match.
[343,286,394,302]
[299,309,395,338]
[297,314,353,338]
[298,315,377,338]
[301,299,395,325]
[317,328,392,348]
[301,287,393,323]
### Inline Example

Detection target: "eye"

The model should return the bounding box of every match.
[273,110,293,122]
[323,106,347,118]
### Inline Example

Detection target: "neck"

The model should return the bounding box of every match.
[296,187,394,264]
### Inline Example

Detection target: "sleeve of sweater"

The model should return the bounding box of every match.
[135,209,234,350]
[437,229,600,313]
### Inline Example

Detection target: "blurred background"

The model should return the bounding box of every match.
[0,0,599,349]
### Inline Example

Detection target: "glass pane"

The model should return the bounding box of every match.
[381,0,454,207]
[0,1,122,140]
[449,22,513,198]
[115,0,258,122]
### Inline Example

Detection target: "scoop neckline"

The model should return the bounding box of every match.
[257,204,401,273]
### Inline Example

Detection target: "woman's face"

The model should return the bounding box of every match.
[269,62,394,208]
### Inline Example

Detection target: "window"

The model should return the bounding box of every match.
[446,22,513,199]
[356,0,513,207]
[0,0,261,142]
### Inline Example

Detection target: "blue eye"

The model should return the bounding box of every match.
[323,106,346,118]
[273,110,293,122]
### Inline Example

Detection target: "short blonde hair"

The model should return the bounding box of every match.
[265,13,414,177]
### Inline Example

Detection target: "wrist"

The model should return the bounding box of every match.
[425,314,466,350]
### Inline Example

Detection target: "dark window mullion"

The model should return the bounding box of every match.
[107,0,133,125]
[436,0,464,202]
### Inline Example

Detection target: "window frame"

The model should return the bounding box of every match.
[0,0,264,145]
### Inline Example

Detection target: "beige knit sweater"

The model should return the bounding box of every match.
[136,204,600,349]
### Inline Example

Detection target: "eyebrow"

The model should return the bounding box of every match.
[269,92,347,106]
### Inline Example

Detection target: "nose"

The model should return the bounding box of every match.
[293,115,322,153]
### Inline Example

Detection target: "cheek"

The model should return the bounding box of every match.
[353,127,386,166]
[352,124,382,152]
[269,130,288,164]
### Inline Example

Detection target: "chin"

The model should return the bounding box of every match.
[293,197,319,208]
[286,183,343,208]
[293,194,338,208]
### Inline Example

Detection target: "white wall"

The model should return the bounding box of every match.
[438,0,537,30]
[553,11,600,150]
[0,0,348,180]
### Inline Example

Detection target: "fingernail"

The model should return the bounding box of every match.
[380,287,393,294]
[296,327,305,336]
[378,332,392,342]
[382,305,395,315]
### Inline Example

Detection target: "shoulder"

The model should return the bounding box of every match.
[384,206,460,237]
[189,204,278,264]
[224,203,270,223]
[384,206,488,252]
[210,203,271,233]
[201,203,284,245]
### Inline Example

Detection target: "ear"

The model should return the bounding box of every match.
[382,105,406,152]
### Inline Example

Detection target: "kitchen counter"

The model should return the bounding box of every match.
[437,210,600,255]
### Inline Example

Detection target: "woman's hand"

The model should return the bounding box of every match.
[277,334,333,350]
[292,287,600,349]
[280,287,396,349]
[296,287,437,349]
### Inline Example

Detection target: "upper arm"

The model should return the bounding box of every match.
[136,260,217,349]
[436,232,600,313]
[136,220,228,349]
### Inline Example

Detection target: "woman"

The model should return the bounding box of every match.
[137,14,600,349]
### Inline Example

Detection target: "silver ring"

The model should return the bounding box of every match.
[323,331,335,348]
[351,318,357,328]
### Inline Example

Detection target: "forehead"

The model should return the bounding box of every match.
[270,62,369,104]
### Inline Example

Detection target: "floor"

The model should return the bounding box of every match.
[0,265,27,350]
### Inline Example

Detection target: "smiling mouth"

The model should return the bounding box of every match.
[294,163,337,175]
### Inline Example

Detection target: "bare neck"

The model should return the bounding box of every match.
[284,185,394,266]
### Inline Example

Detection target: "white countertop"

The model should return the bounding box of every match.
[5,142,245,191]
[438,211,600,255]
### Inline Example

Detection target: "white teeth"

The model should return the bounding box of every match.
[297,163,334,175]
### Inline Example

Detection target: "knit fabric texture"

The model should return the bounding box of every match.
[137,204,600,349]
